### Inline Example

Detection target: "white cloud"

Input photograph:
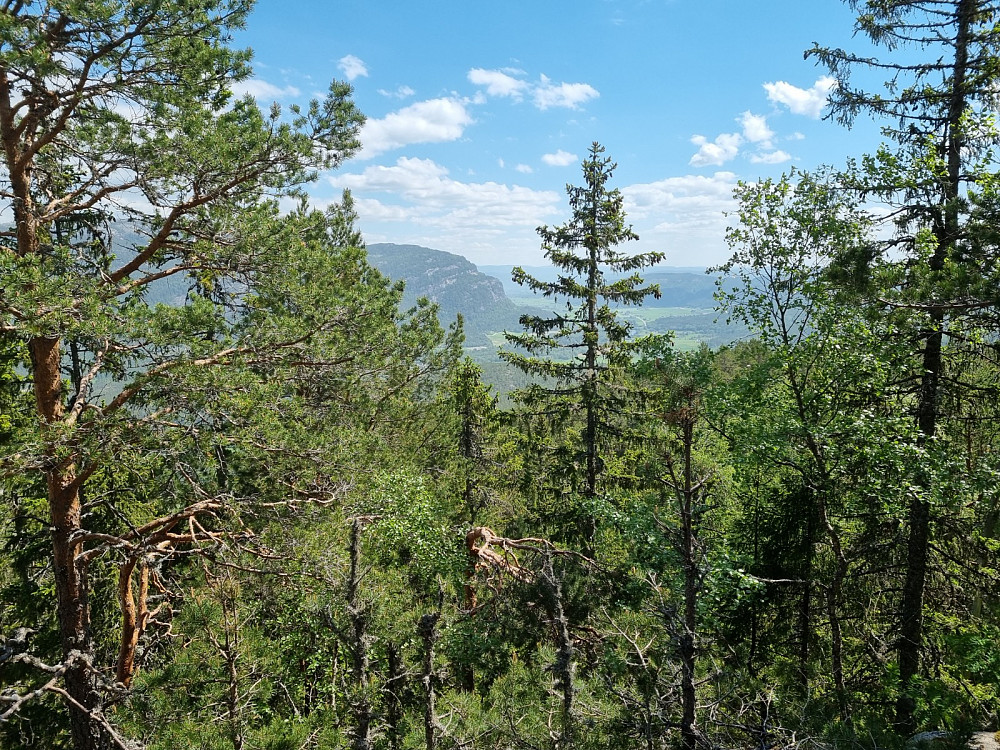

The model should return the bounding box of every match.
[327,162,743,267]
[359,98,473,159]
[764,75,837,119]
[739,111,773,145]
[331,158,559,226]
[622,172,740,265]
[533,75,599,110]
[749,150,792,164]
[467,68,599,110]
[328,157,562,261]
[689,132,743,167]
[624,172,737,222]
[378,85,415,99]
[468,68,529,100]
[338,54,369,81]
[231,79,301,101]
[515,163,534,174]
[542,149,578,167]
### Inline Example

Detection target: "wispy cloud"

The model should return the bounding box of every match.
[515,163,534,174]
[542,149,578,167]
[467,68,599,110]
[468,69,529,100]
[764,76,836,118]
[359,98,473,159]
[623,172,740,265]
[231,79,301,101]
[533,75,599,110]
[690,109,798,167]
[338,54,369,81]
[378,85,416,99]
[749,150,792,164]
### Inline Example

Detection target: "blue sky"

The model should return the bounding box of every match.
[234,1,883,268]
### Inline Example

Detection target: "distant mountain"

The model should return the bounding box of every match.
[366,243,530,347]
[365,244,750,383]
[643,272,722,308]
[480,265,724,308]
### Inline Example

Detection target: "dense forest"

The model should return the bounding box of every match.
[1,2,999,749]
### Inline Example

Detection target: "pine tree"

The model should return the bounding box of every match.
[0,4,364,747]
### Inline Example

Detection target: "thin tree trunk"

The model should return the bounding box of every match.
[115,559,150,686]
[418,612,441,750]
[347,519,373,750]
[798,493,814,696]
[543,551,575,749]
[386,642,403,750]
[818,500,850,726]
[679,415,698,750]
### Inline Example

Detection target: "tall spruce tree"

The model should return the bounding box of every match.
[501,142,662,541]
[810,0,1000,732]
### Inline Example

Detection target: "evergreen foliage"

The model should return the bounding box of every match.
[501,142,662,542]
[2,3,1000,749]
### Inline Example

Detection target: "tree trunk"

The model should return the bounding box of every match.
[797,494,814,696]
[386,642,403,750]
[679,415,698,750]
[896,0,972,732]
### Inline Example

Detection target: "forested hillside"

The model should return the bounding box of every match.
[1,2,999,750]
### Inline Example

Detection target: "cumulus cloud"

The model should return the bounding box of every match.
[338,54,369,81]
[378,85,415,99]
[542,149,578,167]
[689,132,743,167]
[764,75,837,118]
[739,111,773,145]
[468,68,529,100]
[231,79,301,101]
[467,68,599,110]
[359,98,473,159]
[515,163,534,174]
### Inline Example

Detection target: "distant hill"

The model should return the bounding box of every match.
[366,243,532,348]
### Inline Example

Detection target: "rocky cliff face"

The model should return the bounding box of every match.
[366,243,526,347]
[366,243,508,313]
